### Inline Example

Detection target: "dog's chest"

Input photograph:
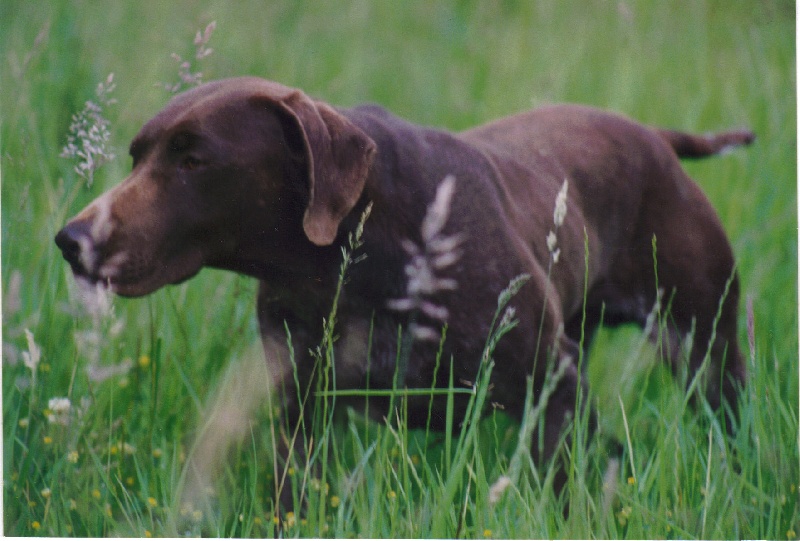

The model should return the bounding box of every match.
[331,317,372,386]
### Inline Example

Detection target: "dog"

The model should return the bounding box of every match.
[56,77,751,505]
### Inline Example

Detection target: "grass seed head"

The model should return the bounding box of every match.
[553,178,569,227]
[387,175,463,341]
[488,475,511,505]
[22,329,41,373]
[59,74,116,186]
[161,21,217,93]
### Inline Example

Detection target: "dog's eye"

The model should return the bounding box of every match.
[179,156,204,171]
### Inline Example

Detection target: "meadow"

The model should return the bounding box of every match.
[2,0,797,537]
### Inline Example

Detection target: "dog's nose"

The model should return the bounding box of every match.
[55,221,92,273]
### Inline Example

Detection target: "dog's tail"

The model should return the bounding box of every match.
[657,128,755,159]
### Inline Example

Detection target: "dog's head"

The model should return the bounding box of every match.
[55,77,375,296]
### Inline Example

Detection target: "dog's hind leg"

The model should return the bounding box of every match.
[654,270,746,429]
[642,174,747,429]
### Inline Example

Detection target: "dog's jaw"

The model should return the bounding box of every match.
[55,208,205,298]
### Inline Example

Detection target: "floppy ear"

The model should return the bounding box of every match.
[251,84,376,246]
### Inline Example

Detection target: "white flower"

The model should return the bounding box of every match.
[47,397,72,425]
[48,397,71,411]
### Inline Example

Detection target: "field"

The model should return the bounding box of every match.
[2,0,797,537]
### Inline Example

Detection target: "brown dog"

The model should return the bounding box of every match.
[56,77,750,500]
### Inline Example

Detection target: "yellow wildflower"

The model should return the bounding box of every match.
[617,505,632,526]
[330,495,340,508]
[139,355,151,369]
[31,521,41,530]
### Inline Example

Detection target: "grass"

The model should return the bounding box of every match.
[2,0,797,537]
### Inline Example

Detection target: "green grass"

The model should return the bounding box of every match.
[2,0,797,537]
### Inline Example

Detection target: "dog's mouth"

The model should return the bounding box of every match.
[55,224,202,298]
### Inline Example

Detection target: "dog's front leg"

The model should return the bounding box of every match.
[260,327,321,517]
